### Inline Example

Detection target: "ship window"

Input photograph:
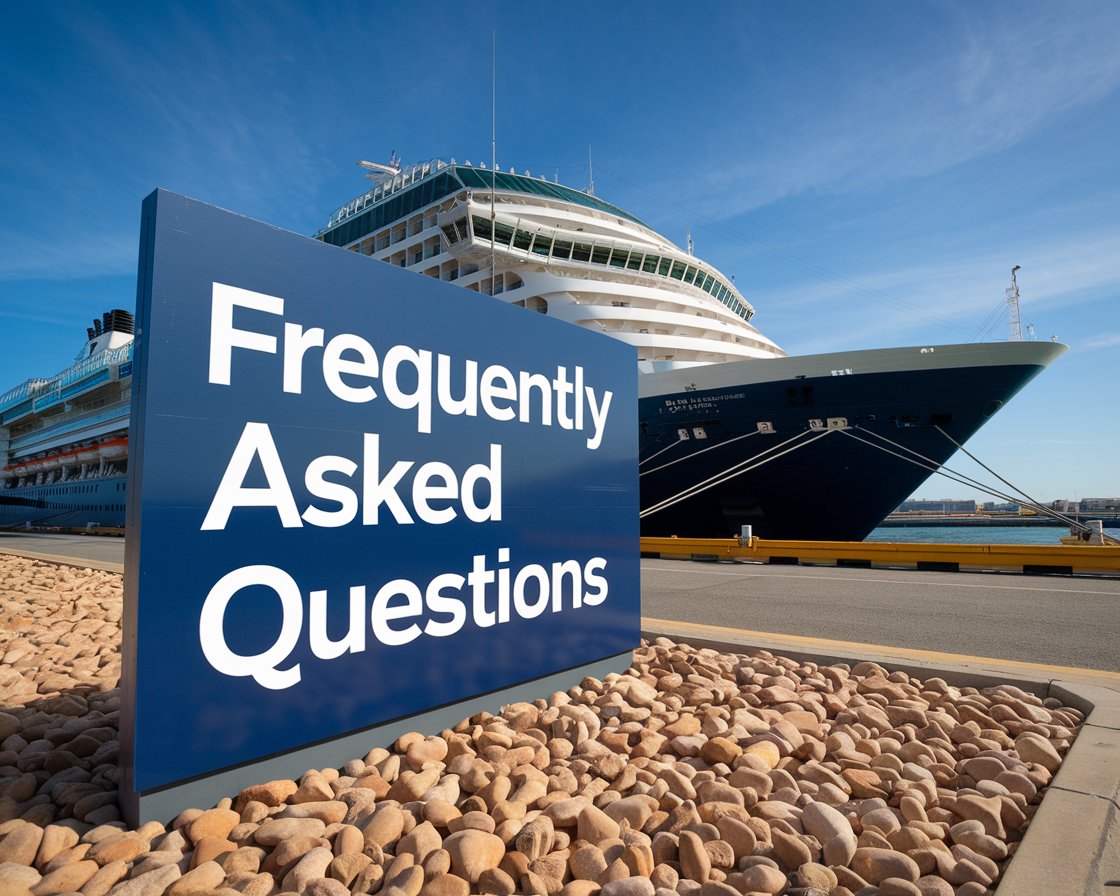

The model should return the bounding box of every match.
[472,216,492,240]
[683,266,697,284]
[655,258,671,276]
[591,246,611,265]
[493,223,515,246]
[441,225,459,244]
[531,235,552,256]
[670,261,686,280]
[626,253,643,271]
[572,242,592,262]
[552,239,572,260]
[702,274,715,292]
[512,229,532,251]
[641,255,658,273]
[609,249,628,268]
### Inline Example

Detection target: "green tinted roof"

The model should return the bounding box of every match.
[454,166,650,229]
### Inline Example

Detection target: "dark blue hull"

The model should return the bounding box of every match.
[0,475,128,529]
[1,348,1059,540]
[639,360,1050,541]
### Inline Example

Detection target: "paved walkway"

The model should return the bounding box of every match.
[3,533,1117,675]
[0,531,125,571]
[641,557,1120,673]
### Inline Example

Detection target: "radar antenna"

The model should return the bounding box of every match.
[1005,265,1023,342]
[357,153,403,184]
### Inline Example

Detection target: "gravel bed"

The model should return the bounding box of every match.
[0,554,1082,896]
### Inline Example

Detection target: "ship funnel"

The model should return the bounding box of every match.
[93,318,103,336]
[86,327,96,341]
[103,309,135,335]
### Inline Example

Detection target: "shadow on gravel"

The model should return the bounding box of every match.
[0,683,122,828]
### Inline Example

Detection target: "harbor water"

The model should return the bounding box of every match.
[865,525,1120,545]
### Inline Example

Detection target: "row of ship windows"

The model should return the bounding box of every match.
[455,217,752,322]
[40,503,125,513]
[31,482,124,496]
[319,172,461,248]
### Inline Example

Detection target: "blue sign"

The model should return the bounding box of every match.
[123,190,638,795]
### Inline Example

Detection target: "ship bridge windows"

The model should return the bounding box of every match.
[466,213,755,322]
[453,165,650,227]
[472,216,492,240]
[317,171,463,248]
[440,218,470,245]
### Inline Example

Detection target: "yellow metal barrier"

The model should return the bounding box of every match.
[640,536,1120,576]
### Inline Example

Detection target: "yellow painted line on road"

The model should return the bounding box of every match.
[643,615,1120,684]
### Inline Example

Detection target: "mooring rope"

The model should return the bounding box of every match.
[640,429,762,477]
[839,427,1119,543]
[640,429,831,518]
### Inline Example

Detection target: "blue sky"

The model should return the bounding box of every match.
[2,1,1117,503]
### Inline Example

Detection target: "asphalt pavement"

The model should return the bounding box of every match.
[2,532,1116,673]
[641,557,1120,673]
[0,531,126,570]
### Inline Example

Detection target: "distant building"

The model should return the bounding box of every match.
[896,499,979,514]
[982,501,1018,512]
[1048,498,1120,513]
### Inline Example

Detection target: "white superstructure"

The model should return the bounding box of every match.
[317,159,785,372]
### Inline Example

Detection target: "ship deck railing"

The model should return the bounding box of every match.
[9,404,130,457]
[0,377,50,415]
[1,344,133,419]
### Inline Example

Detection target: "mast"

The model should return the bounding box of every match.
[490,32,497,297]
[1006,265,1023,342]
[587,145,595,196]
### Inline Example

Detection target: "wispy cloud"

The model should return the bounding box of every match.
[754,227,1120,353]
[1081,332,1120,351]
[673,6,1120,217]
[0,5,354,282]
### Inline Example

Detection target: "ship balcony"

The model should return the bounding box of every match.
[9,403,132,456]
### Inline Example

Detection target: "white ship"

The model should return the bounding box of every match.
[315,158,1064,540]
[1,158,1064,538]
[0,311,134,528]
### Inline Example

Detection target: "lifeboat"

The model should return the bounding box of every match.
[98,438,128,460]
[76,446,100,463]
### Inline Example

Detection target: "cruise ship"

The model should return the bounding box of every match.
[0,311,133,528]
[314,157,1064,540]
[1,159,1064,538]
